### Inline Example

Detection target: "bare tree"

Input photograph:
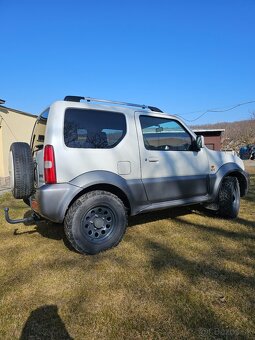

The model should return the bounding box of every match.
[191,118,255,151]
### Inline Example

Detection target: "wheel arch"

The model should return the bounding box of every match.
[36,171,145,223]
[224,171,247,197]
[67,183,131,216]
[213,163,249,199]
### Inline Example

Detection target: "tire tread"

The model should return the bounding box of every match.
[64,190,128,254]
[11,142,34,199]
[218,176,240,219]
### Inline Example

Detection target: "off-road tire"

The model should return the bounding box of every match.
[218,176,240,219]
[64,191,128,254]
[9,142,34,199]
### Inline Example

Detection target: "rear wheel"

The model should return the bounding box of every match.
[64,191,127,254]
[9,142,34,199]
[218,177,240,218]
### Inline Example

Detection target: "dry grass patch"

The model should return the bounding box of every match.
[0,167,254,339]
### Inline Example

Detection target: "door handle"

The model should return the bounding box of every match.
[148,157,159,163]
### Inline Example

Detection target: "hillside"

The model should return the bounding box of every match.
[191,118,255,151]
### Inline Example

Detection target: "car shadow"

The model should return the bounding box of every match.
[13,205,254,253]
[13,211,77,252]
[12,207,194,252]
[128,206,194,227]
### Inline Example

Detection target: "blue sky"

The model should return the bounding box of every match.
[1,0,255,124]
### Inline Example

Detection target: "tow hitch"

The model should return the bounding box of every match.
[4,207,42,225]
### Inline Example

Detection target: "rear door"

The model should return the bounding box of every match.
[30,109,49,187]
[135,113,209,203]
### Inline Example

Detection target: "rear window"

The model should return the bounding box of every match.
[64,108,126,149]
[31,109,49,152]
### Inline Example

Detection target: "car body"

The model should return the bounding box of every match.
[239,144,255,160]
[6,96,249,254]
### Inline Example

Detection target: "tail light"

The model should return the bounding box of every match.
[44,145,56,184]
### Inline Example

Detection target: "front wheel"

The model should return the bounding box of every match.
[218,177,240,219]
[64,191,127,254]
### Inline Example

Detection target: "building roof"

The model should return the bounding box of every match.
[192,129,225,133]
[192,129,225,137]
[0,105,37,118]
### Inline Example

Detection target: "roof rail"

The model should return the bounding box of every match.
[64,96,163,113]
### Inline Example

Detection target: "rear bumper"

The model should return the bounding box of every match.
[30,183,81,223]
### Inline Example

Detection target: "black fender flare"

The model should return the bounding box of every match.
[35,171,147,223]
[69,170,147,214]
[210,162,249,200]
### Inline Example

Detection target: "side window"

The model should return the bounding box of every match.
[64,109,126,149]
[31,109,49,152]
[139,116,192,151]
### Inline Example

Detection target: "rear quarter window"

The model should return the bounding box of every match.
[64,108,126,149]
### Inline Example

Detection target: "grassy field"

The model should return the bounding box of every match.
[0,167,254,339]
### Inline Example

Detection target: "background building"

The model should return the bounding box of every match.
[0,102,36,186]
[193,129,225,150]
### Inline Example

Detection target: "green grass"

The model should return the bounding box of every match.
[0,168,254,339]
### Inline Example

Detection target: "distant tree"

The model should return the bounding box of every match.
[191,118,255,151]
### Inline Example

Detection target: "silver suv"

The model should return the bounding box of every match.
[5,96,249,254]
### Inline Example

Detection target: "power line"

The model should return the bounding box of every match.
[0,114,18,141]
[176,100,255,122]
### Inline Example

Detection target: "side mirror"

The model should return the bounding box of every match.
[196,135,204,150]
[191,135,205,151]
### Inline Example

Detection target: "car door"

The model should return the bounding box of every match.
[135,113,209,203]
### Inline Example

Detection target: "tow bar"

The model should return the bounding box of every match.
[4,207,42,225]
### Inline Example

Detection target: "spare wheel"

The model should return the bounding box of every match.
[9,142,34,199]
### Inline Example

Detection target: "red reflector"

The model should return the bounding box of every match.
[31,200,39,211]
[44,145,56,184]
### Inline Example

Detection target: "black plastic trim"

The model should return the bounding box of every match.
[64,96,85,102]
[148,106,163,113]
[209,163,249,199]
